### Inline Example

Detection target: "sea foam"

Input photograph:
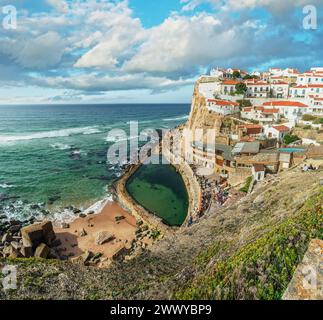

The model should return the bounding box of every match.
[162,115,189,122]
[0,126,102,145]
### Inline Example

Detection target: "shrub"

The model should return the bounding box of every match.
[283,134,300,145]
[240,176,253,193]
[302,114,316,121]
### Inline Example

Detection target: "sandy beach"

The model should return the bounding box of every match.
[53,201,138,265]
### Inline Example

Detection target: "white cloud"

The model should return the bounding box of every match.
[123,14,251,75]
[181,0,322,13]
[14,31,66,68]
[30,73,194,93]
[46,0,69,13]
[74,2,145,68]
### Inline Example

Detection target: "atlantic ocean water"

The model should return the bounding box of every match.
[0,104,190,222]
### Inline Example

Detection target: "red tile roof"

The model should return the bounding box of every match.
[262,108,279,114]
[222,80,240,85]
[263,101,308,108]
[271,81,289,85]
[207,99,239,106]
[272,125,290,132]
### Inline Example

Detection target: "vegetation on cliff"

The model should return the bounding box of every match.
[175,191,322,299]
[0,170,322,300]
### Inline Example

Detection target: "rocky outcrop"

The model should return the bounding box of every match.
[0,220,59,260]
[283,239,322,300]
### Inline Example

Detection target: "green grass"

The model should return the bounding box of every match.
[175,190,323,300]
[240,176,253,193]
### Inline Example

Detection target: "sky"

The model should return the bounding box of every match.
[0,0,322,104]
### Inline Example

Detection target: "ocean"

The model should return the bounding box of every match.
[0,104,190,222]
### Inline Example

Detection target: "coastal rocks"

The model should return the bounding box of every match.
[21,220,56,249]
[34,243,50,258]
[48,195,61,205]
[115,215,125,222]
[60,222,70,229]
[79,228,87,237]
[95,231,115,245]
[20,246,33,258]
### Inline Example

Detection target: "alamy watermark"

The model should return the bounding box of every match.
[303,5,318,30]
[2,5,17,30]
[1,265,17,290]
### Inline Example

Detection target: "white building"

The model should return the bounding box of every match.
[252,164,265,181]
[210,68,233,79]
[198,78,221,99]
[263,101,309,123]
[289,84,323,98]
[206,99,240,115]
[264,125,290,142]
[270,81,290,98]
[220,80,240,95]
[296,69,323,86]
[308,96,323,115]
[241,107,280,123]
[245,79,271,98]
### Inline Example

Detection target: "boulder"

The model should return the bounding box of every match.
[82,250,93,264]
[111,246,129,261]
[34,243,50,258]
[51,238,62,247]
[115,215,125,222]
[20,246,33,258]
[9,246,22,258]
[21,220,56,249]
[10,241,21,251]
[8,224,21,234]
[60,222,70,229]
[79,228,87,237]
[1,233,12,244]
[95,231,115,245]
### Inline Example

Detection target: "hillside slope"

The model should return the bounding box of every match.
[0,168,322,300]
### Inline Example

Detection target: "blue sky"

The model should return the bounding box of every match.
[0,0,322,104]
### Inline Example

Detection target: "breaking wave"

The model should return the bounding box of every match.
[0,126,102,144]
[162,115,189,122]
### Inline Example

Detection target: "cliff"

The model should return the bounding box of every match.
[1,168,322,300]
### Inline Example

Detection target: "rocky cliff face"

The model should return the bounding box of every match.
[187,81,224,139]
[186,80,240,144]
[1,168,322,300]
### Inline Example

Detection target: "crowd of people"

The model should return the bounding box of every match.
[187,165,231,226]
[302,164,318,172]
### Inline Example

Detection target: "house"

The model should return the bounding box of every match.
[270,81,290,98]
[198,77,221,98]
[206,99,240,115]
[252,164,265,181]
[245,79,271,98]
[210,67,234,80]
[296,70,323,86]
[220,80,240,95]
[263,100,308,123]
[232,141,260,156]
[238,124,263,136]
[289,84,323,98]
[279,152,293,170]
[308,96,323,115]
[264,125,290,142]
[241,107,280,123]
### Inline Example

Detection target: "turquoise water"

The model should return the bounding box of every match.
[0,104,189,221]
[125,164,189,226]
[279,148,305,153]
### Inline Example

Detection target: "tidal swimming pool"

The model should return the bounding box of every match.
[125,164,189,226]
